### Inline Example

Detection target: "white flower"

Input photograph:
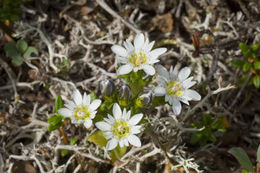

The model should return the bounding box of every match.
[58,89,101,128]
[111,33,167,76]
[95,103,143,150]
[154,65,201,115]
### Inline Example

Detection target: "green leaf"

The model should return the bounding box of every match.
[16,40,28,53]
[110,145,127,163]
[55,95,63,114]
[4,42,20,58]
[243,62,251,72]
[47,122,63,131]
[254,61,260,70]
[61,149,69,157]
[257,144,260,164]
[231,59,245,69]
[250,44,259,52]
[11,56,24,66]
[228,147,253,172]
[239,42,251,58]
[89,91,97,101]
[47,114,63,131]
[253,75,260,88]
[23,46,38,58]
[70,137,78,145]
[241,169,249,173]
[87,130,107,147]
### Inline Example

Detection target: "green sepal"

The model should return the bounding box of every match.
[87,130,107,147]
[110,145,127,163]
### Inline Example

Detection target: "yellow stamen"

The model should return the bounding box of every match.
[129,52,147,67]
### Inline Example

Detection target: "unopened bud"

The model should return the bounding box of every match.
[119,84,131,103]
[136,91,152,107]
[100,79,115,97]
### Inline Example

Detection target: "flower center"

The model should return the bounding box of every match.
[129,52,147,67]
[74,106,90,121]
[166,81,182,97]
[112,120,130,138]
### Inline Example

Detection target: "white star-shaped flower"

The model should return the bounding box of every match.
[95,103,143,150]
[58,89,101,128]
[111,33,167,76]
[154,65,201,115]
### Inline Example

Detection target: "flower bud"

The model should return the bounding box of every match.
[100,79,115,97]
[119,84,131,105]
[136,91,152,107]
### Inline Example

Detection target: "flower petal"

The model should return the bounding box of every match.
[149,48,167,58]
[119,139,125,147]
[154,86,166,96]
[146,41,155,52]
[143,65,155,75]
[117,64,133,75]
[124,40,134,52]
[128,135,141,147]
[82,93,91,106]
[113,103,122,120]
[171,98,182,115]
[111,45,128,57]
[185,90,201,101]
[129,113,143,126]
[84,119,92,128]
[64,100,76,110]
[106,138,118,150]
[89,99,101,111]
[182,77,196,89]
[178,67,191,81]
[95,122,111,131]
[58,108,73,117]
[131,125,142,134]
[134,33,145,50]
[156,65,169,80]
[73,89,82,106]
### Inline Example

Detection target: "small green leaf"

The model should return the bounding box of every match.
[254,61,260,70]
[250,44,259,52]
[11,56,24,66]
[16,40,28,53]
[231,59,245,69]
[87,130,107,147]
[23,46,38,58]
[47,122,63,131]
[228,147,253,172]
[239,42,251,58]
[243,62,251,72]
[70,137,78,145]
[253,75,260,88]
[55,95,63,114]
[89,91,97,101]
[257,144,260,164]
[47,114,63,131]
[61,149,69,157]
[4,42,20,59]
[110,145,127,163]
[241,169,249,173]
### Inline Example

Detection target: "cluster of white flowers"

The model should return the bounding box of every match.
[57,33,201,151]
